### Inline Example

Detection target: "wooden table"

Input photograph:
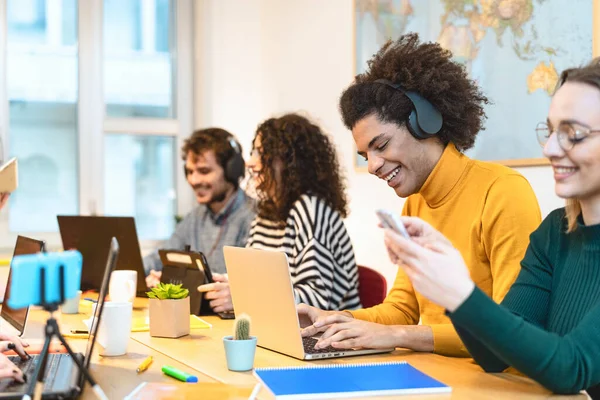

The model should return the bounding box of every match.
[21,303,218,399]
[16,297,588,400]
[130,314,587,400]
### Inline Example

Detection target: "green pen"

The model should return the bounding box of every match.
[161,365,198,383]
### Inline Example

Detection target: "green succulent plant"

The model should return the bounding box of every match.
[146,282,189,300]
[233,313,251,340]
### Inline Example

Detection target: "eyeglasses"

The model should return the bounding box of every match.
[536,121,600,151]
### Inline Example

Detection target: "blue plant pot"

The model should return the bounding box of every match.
[223,335,257,372]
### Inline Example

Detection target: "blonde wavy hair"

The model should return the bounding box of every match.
[554,58,600,232]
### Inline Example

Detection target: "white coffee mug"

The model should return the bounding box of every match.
[109,270,137,303]
[61,290,82,314]
[92,301,132,356]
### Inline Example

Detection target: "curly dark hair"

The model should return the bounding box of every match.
[253,113,348,222]
[339,33,489,151]
[181,127,244,188]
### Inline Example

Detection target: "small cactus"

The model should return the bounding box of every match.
[233,313,251,340]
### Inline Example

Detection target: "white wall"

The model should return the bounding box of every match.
[194,0,564,289]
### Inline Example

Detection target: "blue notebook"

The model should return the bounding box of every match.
[254,361,451,399]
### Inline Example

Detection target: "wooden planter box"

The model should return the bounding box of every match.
[149,297,190,338]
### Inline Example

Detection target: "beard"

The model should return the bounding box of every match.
[194,183,230,206]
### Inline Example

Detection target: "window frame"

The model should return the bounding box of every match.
[0,0,194,252]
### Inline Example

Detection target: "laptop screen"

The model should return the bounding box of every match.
[2,236,45,335]
[84,237,119,368]
[57,216,146,295]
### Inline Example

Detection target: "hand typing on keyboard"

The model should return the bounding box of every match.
[0,333,30,360]
[0,353,24,383]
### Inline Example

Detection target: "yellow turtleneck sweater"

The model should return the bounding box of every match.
[350,143,541,357]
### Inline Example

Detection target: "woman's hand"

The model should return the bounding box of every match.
[384,221,475,312]
[0,353,24,383]
[197,273,233,312]
[381,216,452,265]
[0,334,29,360]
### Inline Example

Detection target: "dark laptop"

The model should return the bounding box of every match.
[1,236,45,337]
[57,216,146,296]
[0,238,119,399]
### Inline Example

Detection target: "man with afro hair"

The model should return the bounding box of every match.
[299,33,541,357]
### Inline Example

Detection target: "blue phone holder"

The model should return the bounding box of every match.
[6,249,108,400]
[8,250,82,310]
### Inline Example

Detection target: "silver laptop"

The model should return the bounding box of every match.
[224,246,394,360]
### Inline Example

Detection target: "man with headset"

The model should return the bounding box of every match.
[144,128,255,293]
[298,33,542,357]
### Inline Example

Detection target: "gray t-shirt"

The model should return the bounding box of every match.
[143,189,256,274]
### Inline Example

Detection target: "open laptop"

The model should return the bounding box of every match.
[0,236,45,337]
[57,216,146,296]
[0,237,119,399]
[224,246,394,360]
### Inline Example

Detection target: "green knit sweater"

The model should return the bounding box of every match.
[450,208,600,397]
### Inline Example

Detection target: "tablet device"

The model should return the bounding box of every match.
[159,249,235,319]
[0,157,18,193]
[158,249,207,315]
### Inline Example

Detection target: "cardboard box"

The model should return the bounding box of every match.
[149,297,191,338]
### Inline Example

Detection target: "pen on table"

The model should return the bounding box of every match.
[161,365,198,383]
[7,342,30,359]
[136,356,153,373]
[70,330,89,334]
[83,298,98,303]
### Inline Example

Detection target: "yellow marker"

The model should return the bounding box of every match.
[136,356,153,373]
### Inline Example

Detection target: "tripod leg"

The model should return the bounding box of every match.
[53,329,108,400]
[21,328,52,400]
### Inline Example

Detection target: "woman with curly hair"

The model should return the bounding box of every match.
[298,33,541,357]
[200,113,361,312]
[245,113,360,310]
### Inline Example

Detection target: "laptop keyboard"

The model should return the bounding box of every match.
[302,336,357,355]
[4,354,64,392]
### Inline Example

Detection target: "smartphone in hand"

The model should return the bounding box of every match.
[376,209,410,239]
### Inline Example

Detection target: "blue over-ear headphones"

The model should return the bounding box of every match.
[374,79,443,140]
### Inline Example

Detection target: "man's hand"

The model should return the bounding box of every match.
[145,270,162,288]
[297,303,353,337]
[310,314,400,350]
[0,333,29,360]
[0,353,24,383]
[197,273,233,313]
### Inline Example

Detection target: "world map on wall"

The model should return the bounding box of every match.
[355,0,593,165]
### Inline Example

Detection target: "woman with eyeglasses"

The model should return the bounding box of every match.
[383,59,600,397]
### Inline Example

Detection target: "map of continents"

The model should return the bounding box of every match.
[355,0,593,163]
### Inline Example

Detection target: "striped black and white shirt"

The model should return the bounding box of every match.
[247,194,361,311]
